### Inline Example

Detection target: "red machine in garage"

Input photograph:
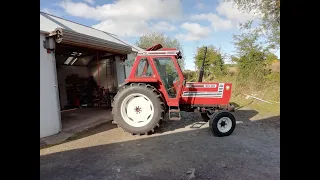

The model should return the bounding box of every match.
[112,44,236,137]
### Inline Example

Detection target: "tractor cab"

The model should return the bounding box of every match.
[126,44,185,107]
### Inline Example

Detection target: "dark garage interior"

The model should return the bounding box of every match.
[44,27,133,132]
[54,43,121,131]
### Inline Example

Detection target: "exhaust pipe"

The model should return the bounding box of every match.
[197,46,207,82]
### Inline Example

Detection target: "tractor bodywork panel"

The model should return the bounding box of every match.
[180,82,232,106]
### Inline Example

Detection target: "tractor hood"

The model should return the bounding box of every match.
[180,82,233,106]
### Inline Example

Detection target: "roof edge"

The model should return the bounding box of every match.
[40,11,144,53]
[40,11,118,36]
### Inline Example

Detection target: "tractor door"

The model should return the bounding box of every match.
[152,56,184,106]
[126,56,158,83]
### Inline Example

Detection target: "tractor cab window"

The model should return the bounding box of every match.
[153,57,180,98]
[135,58,153,77]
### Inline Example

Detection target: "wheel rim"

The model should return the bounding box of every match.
[120,93,154,127]
[217,117,232,133]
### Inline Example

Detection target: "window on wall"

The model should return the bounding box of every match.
[135,58,153,77]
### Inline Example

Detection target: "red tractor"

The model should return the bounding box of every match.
[112,44,236,137]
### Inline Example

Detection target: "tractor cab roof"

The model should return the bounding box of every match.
[138,44,182,59]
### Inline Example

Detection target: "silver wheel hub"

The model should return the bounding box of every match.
[120,93,154,127]
[217,117,232,133]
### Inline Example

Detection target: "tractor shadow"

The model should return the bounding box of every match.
[155,109,260,134]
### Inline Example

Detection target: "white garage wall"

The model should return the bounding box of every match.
[56,66,89,109]
[40,33,61,138]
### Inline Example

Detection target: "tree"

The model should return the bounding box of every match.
[194,45,226,78]
[265,52,278,65]
[183,70,198,82]
[230,55,240,63]
[136,32,185,69]
[226,0,280,49]
[233,22,270,83]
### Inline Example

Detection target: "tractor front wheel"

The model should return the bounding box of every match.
[209,111,236,137]
[112,83,165,135]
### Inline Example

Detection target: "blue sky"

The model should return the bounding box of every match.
[40,0,279,70]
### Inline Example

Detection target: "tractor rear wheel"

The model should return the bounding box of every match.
[112,83,165,135]
[209,111,236,137]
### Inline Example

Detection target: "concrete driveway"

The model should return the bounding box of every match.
[40,109,280,180]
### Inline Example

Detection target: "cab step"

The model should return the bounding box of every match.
[169,106,181,120]
[170,117,181,121]
[169,109,180,113]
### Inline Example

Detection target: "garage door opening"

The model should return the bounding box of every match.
[55,43,119,132]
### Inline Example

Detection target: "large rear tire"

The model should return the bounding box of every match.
[112,83,165,135]
[209,111,236,137]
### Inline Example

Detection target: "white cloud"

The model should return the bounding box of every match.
[196,0,205,9]
[54,0,257,39]
[41,8,52,14]
[191,1,256,31]
[216,1,256,23]
[41,8,63,17]
[176,22,211,41]
[58,0,182,37]
[83,0,94,5]
[92,19,150,37]
[58,1,100,20]
[92,20,177,37]
[191,13,233,31]
[151,21,177,32]
[177,1,256,41]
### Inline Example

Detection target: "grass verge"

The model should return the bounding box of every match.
[207,75,280,117]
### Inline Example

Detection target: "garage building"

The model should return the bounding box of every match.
[40,12,144,138]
